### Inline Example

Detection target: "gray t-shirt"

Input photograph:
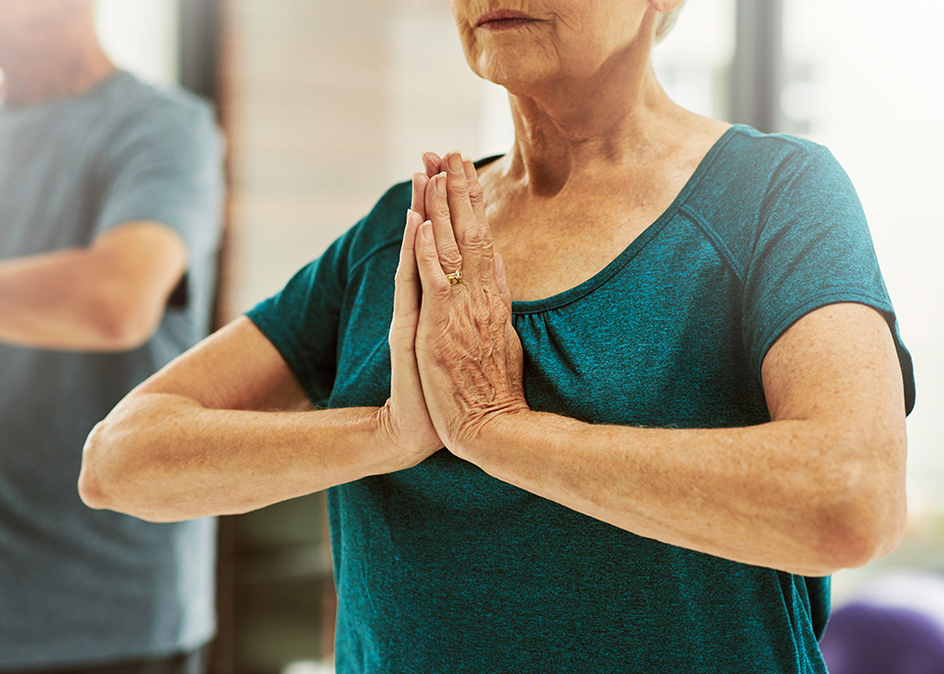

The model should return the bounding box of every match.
[0,71,223,668]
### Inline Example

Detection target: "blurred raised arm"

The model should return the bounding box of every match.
[0,223,187,351]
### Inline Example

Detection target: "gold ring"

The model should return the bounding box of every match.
[445,270,462,285]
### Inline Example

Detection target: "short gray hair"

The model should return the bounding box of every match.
[654,4,686,43]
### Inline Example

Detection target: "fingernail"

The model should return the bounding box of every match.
[463,157,475,180]
[434,174,446,195]
[447,152,463,174]
[420,221,433,241]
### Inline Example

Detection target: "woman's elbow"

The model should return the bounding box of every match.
[78,420,124,510]
[78,397,206,523]
[814,461,908,572]
[78,416,165,520]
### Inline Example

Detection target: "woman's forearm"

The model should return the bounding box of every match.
[460,408,905,577]
[79,392,401,522]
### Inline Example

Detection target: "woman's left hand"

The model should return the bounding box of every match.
[412,151,529,455]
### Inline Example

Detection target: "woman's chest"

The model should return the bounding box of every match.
[329,235,769,429]
[492,220,647,302]
[485,180,686,303]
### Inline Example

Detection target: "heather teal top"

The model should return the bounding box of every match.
[247,126,914,673]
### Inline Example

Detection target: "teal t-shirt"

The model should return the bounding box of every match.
[247,126,915,673]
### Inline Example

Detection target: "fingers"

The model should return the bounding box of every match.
[495,252,512,313]
[413,151,442,221]
[426,151,494,282]
[423,151,442,178]
[443,152,480,242]
[411,173,429,220]
[392,209,424,334]
[424,172,464,275]
[463,156,487,224]
[413,219,453,303]
[446,152,493,280]
[387,209,444,459]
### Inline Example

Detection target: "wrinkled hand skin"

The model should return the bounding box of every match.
[409,151,529,456]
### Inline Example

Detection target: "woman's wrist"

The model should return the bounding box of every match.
[369,400,443,474]
[449,404,536,465]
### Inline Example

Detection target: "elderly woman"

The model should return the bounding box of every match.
[80,0,914,671]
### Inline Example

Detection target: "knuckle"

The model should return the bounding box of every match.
[432,201,451,221]
[462,224,486,247]
[452,177,470,196]
[474,304,492,326]
[388,329,416,354]
[468,182,484,205]
[419,245,441,266]
[461,224,493,256]
[429,278,452,300]
[439,248,463,270]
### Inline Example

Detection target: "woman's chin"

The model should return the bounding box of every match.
[473,56,557,96]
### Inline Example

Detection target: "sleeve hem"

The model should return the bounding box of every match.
[244,309,323,406]
[754,289,891,374]
[752,289,915,414]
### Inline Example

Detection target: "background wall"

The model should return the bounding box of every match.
[220,0,500,321]
[96,0,180,86]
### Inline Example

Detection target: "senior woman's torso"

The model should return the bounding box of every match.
[239,124,920,672]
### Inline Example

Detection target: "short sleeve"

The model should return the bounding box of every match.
[245,228,355,407]
[93,99,224,260]
[742,146,915,413]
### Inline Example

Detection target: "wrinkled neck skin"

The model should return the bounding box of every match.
[0,24,114,107]
[489,13,692,198]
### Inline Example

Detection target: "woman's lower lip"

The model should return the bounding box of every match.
[478,18,537,32]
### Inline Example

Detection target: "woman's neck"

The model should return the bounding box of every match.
[487,8,695,199]
[503,66,687,195]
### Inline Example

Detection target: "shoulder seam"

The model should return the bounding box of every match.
[734,126,824,155]
[677,206,747,287]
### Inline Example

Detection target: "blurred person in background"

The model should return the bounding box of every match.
[80,0,914,671]
[0,1,223,672]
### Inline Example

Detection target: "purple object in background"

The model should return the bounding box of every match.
[820,601,944,674]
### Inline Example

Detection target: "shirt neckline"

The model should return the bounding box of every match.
[496,124,749,315]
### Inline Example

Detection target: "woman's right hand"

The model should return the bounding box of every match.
[379,154,464,467]
[380,204,444,467]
